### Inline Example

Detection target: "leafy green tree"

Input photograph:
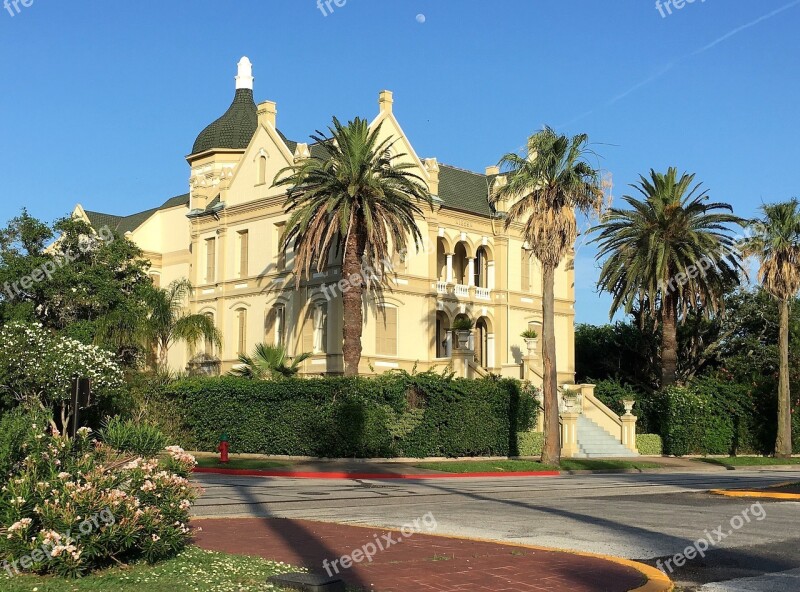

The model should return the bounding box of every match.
[0,211,153,364]
[492,127,605,464]
[592,168,744,387]
[275,117,432,376]
[229,343,312,380]
[742,200,800,457]
[575,321,659,390]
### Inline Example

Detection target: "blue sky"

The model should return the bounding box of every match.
[1,0,798,324]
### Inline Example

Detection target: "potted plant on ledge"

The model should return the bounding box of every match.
[521,328,539,355]
[451,317,474,350]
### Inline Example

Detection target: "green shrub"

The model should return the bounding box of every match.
[517,431,544,456]
[99,417,168,457]
[636,434,663,456]
[0,426,198,577]
[162,372,536,459]
[657,376,753,456]
[0,406,52,478]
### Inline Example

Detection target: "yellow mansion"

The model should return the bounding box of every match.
[73,57,577,386]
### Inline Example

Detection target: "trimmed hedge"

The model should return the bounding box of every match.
[636,434,663,456]
[654,375,800,456]
[161,373,537,459]
[517,430,544,457]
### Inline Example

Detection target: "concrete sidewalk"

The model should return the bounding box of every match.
[193,517,666,592]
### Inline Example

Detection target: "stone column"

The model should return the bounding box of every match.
[467,257,476,286]
[560,412,579,458]
[446,253,454,284]
[621,413,638,453]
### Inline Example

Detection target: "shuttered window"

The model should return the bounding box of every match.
[238,230,249,278]
[376,306,398,356]
[521,248,530,292]
[275,223,286,272]
[301,306,314,354]
[205,238,216,283]
[236,309,247,356]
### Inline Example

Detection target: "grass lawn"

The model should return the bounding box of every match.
[414,459,664,473]
[194,456,291,471]
[697,457,800,468]
[0,547,301,592]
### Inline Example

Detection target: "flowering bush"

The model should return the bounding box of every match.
[0,421,198,578]
[0,322,123,422]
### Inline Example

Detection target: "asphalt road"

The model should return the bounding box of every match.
[192,469,800,591]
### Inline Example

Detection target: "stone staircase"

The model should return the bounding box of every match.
[573,415,639,458]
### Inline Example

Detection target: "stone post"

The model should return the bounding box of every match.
[621,399,638,453]
[451,350,472,378]
[560,412,579,458]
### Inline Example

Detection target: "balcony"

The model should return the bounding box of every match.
[435,282,492,302]
[475,287,491,300]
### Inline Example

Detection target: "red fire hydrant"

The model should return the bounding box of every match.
[217,433,230,464]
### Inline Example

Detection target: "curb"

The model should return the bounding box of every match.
[193,467,561,480]
[710,489,800,501]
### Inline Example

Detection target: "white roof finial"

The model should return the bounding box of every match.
[235,56,254,91]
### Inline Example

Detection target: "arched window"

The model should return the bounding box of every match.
[302,303,327,354]
[258,155,268,185]
[236,308,247,356]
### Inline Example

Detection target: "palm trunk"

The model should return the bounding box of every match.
[342,229,366,376]
[541,263,561,465]
[661,293,678,388]
[776,298,792,458]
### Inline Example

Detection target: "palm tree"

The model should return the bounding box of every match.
[592,168,744,387]
[742,200,800,458]
[492,127,605,464]
[274,117,432,376]
[229,343,312,380]
[141,279,222,369]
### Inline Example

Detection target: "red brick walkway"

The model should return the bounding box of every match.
[193,518,647,592]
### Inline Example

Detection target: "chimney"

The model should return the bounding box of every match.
[485,165,500,177]
[258,101,277,128]
[379,90,394,114]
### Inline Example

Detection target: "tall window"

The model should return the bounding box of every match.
[265,305,286,347]
[258,155,267,185]
[376,306,398,356]
[275,223,286,272]
[313,304,328,354]
[302,304,327,354]
[205,238,216,283]
[521,248,530,292]
[238,230,249,278]
[236,309,247,356]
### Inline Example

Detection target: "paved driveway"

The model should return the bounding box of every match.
[192,469,800,591]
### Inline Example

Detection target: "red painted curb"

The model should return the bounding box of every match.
[193,467,561,480]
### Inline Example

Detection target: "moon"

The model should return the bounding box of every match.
[416,14,426,24]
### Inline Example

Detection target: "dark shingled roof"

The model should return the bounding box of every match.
[437,164,495,217]
[191,89,258,155]
[84,193,189,235]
